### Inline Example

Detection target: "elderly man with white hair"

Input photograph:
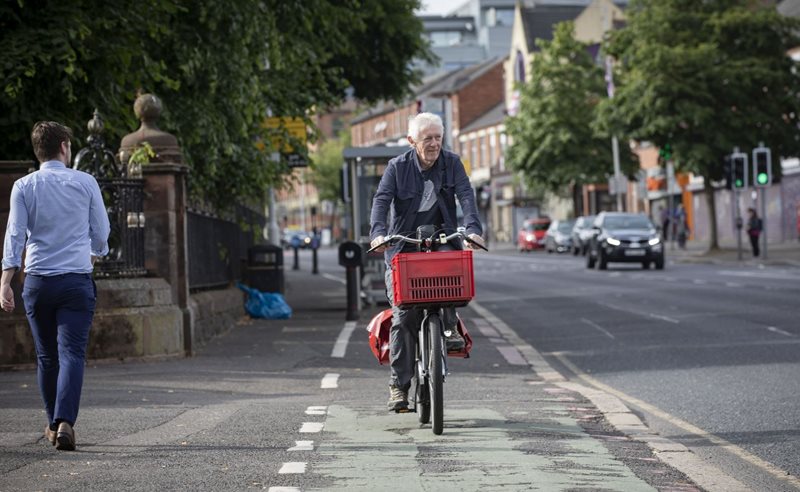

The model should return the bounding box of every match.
[370,112,484,412]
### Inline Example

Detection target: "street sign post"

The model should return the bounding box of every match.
[730,147,748,260]
[752,143,772,259]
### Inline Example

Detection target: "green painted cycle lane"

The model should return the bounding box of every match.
[310,402,655,492]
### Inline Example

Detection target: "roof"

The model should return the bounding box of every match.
[521,4,586,52]
[349,58,503,125]
[424,57,503,97]
[460,102,506,134]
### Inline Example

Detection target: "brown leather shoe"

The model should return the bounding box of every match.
[55,422,75,451]
[44,425,56,446]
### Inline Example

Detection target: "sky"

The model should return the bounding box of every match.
[416,0,466,16]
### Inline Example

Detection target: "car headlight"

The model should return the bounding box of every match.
[648,237,661,246]
[526,234,535,241]
[606,237,621,246]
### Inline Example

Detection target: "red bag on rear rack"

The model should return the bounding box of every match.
[366,309,473,365]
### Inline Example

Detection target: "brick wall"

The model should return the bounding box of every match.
[453,62,504,131]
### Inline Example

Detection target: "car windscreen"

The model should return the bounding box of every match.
[557,222,574,233]
[603,216,652,229]
[526,223,549,231]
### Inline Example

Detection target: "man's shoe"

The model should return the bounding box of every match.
[44,425,56,446]
[55,422,75,451]
[445,329,465,352]
[387,385,408,412]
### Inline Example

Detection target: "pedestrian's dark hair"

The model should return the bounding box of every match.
[31,121,73,163]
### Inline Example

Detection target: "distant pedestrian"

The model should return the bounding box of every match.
[746,207,762,257]
[676,204,689,249]
[1,121,110,451]
[659,206,670,241]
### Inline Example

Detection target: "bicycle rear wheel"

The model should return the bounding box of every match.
[428,314,444,435]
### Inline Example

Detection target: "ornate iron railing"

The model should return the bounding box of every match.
[73,110,146,277]
[187,203,266,291]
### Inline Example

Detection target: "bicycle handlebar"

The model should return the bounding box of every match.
[367,227,489,253]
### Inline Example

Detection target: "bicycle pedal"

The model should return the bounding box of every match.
[395,407,412,414]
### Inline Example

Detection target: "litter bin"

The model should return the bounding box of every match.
[247,244,284,294]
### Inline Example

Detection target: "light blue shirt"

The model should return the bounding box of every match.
[2,160,110,275]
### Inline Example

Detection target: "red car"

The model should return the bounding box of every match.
[518,218,551,252]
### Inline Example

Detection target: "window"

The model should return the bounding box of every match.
[429,31,461,47]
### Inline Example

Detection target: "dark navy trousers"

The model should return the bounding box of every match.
[22,273,96,428]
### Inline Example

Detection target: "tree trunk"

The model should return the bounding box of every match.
[704,174,720,250]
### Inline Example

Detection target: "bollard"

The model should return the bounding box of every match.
[338,241,363,321]
[312,248,319,274]
[345,266,359,321]
[293,246,299,270]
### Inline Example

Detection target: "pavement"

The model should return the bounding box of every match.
[0,247,773,490]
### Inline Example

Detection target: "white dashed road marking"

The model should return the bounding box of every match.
[278,462,307,474]
[321,373,339,389]
[495,345,528,366]
[331,322,357,358]
[767,326,794,337]
[299,422,324,433]
[321,273,346,285]
[288,440,315,451]
[305,406,328,415]
[268,487,301,492]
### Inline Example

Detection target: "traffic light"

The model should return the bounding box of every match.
[752,146,772,187]
[731,151,748,190]
[658,143,673,162]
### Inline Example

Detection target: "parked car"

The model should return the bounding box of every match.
[586,212,664,270]
[282,230,313,249]
[570,215,596,256]
[544,219,575,253]
[517,217,551,252]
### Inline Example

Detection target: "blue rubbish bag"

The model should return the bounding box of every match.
[237,283,292,319]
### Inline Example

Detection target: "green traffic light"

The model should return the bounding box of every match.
[735,179,743,188]
[757,173,768,185]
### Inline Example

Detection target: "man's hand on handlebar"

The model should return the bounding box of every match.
[370,235,388,252]
[464,234,486,250]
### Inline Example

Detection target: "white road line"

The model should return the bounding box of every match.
[331,321,357,358]
[288,440,314,451]
[580,318,615,339]
[299,422,324,433]
[648,313,680,324]
[767,326,794,337]
[321,373,339,389]
[478,325,501,338]
[726,282,743,288]
[305,406,328,415]
[278,462,307,474]
[496,345,528,365]
[268,487,301,492]
[321,273,346,284]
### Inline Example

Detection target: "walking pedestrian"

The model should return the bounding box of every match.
[1,121,110,450]
[676,204,689,249]
[369,112,484,412]
[659,206,670,241]
[746,207,762,257]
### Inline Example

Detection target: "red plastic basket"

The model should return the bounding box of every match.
[391,250,475,309]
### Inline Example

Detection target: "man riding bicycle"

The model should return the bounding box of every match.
[369,112,484,412]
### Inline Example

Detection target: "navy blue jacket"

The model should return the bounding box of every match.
[369,148,483,264]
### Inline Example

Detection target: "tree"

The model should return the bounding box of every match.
[597,0,800,249]
[506,22,639,199]
[0,0,431,207]
[309,131,351,233]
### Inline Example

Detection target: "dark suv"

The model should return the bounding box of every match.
[586,212,664,270]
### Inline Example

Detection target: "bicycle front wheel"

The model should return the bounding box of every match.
[428,314,444,435]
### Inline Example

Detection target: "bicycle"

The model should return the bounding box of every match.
[368,226,487,435]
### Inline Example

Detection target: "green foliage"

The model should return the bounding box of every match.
[310,131,351,204]
[597,0,800,182]
[0,0,430,207]
[506,22,638,194]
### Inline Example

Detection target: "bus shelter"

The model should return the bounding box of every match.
[342,145,409,305]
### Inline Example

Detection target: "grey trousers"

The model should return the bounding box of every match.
[384,261,457,391]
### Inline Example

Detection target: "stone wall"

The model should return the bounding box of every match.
[187,287,245,349]
[0,278,183,367]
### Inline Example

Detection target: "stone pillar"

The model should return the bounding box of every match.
[119,94,193,355]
